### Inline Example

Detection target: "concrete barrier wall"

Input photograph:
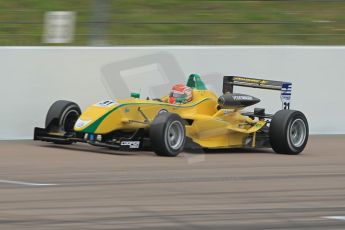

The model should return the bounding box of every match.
[0,46,344,139]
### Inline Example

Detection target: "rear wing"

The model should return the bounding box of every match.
[223,76,292,109]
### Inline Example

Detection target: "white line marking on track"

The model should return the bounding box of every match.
[323,216,345,221]
[0,180,58,186]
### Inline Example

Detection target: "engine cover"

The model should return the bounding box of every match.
[218,93,260,108]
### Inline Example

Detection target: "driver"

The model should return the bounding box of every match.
[169,84,193,104]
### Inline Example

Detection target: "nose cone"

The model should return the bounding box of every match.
[74,100,119,132]
[218,93,260,108]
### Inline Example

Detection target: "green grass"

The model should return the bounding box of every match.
[0,0,344,45]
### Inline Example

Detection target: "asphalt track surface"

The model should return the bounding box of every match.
[0,135,345,229]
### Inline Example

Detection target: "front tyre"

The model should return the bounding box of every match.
[150,113,186,157]
[269,110,309,155]
[45,100,81,144]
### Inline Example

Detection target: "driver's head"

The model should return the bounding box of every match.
[169,84,192,104]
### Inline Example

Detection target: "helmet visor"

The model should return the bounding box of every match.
[170,91,187,98]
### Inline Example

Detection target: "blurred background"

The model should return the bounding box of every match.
[1,0,344,46]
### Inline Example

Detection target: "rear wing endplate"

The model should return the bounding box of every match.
[223,76,292,109]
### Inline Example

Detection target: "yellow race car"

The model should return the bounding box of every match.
[34,74,309,156]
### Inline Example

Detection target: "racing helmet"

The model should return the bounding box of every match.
[169,84,193,104]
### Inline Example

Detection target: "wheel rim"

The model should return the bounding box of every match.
[62,109,80,132]
[289,118,306,148]
[166,121,184,150]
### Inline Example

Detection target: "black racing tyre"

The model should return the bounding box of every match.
[269,110,309,155]
[150,113,186,157]
[45,100,81,134]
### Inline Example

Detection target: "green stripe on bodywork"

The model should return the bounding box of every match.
[82,98,212,133]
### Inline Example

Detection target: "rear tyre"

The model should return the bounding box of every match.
[269,110,308,154]
[150,113,186,157]
[45,100,81,144]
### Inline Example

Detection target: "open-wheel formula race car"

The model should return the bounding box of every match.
[34,74,309,157]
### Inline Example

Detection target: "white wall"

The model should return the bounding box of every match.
[0,46,344,139]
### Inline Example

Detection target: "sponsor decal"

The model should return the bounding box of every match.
[232,95,253,101]
[281,83,292,103]
[233,77,267,85]
[223,109,234,115]
[94,100,118,107]
[120,141,141,149]
[75,119,91,128]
